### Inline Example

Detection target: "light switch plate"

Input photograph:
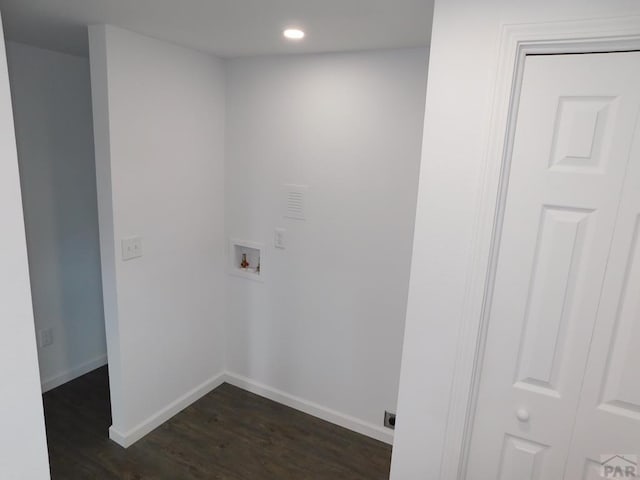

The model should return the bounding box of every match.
[274,228,286,249]
[122,236,143,261]
[38,328,53,348]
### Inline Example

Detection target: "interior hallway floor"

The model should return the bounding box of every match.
[43,367,392,479]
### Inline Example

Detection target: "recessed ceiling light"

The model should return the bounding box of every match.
[283,28,305,40]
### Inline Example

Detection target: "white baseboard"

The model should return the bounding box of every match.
[41,354,108,393]
[223,372,394,445]
[108,370,393,449]
[109,371,226,448]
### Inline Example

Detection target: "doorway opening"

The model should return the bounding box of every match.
[5,40,111,443]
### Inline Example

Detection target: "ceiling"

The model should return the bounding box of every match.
[0,0,433,58]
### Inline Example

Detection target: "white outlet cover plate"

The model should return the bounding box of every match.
[122,236,143,261]
[38,328,53,348]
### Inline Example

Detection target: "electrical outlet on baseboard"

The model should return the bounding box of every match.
[38,328,54,348]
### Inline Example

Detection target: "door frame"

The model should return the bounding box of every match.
[438,16,640,480]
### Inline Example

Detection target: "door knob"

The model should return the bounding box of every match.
[516,408,530,422]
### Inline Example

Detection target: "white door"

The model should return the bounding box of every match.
[564,83,640,479]
[465,51,640,479]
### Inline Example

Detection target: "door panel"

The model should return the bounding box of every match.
[564,107,640,478]
[601,218,640,413]
[549,96,617,173]
[497,435,547,480]
[466,52,640,479]
[514,205,592,397]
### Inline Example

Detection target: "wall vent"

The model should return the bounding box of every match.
[284,184,308,220]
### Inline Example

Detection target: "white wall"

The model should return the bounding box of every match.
[225,49,428,442]
[0,15,50,480]
[89,25,227,445]
[6,41,107,392]
[391,0,640,478]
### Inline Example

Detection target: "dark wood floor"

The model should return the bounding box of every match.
[43,367,392,479]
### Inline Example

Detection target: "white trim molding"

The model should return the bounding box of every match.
[224,372,394,445]
[108,371,393,449]
[41,354,108,393]
[438,16,640,480]
[109,372,226,448]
